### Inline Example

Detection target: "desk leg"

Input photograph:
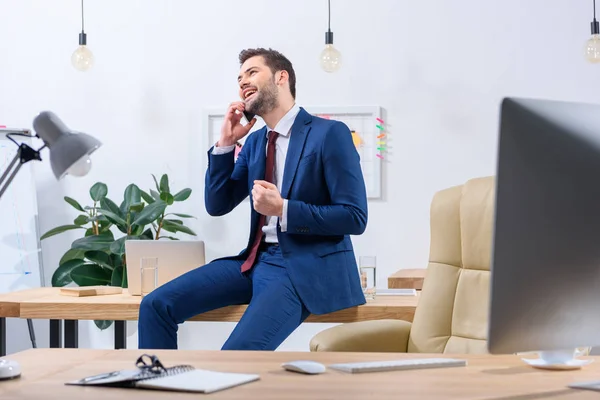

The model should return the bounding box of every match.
[50,320,62,348]
[0,317,5,357]
[64,320,78,348]
[114,321,126,349]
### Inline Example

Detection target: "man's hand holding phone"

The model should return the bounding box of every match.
[218,102,257,147]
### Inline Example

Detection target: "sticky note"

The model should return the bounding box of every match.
[351,131,363,147]
[377,134,385,139]
[376,154,384,159]
[376,124,384,130]
[376,118,384,124]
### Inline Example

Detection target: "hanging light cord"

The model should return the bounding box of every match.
[81,0,85,32]
[328,0,331,32]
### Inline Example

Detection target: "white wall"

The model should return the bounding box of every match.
[1,0,600,354]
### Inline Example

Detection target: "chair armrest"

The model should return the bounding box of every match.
[309,319,412,352]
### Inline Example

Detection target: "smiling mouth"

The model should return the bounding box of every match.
[243,88,257,101]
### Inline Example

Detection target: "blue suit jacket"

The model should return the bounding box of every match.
[204,107,368,315]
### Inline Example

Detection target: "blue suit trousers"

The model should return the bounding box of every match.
[138,244,310,350]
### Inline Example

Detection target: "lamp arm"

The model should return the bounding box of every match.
[0,143,43,201]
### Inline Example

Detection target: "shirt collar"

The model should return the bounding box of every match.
[265,103,300,138]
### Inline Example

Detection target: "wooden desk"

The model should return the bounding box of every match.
[0,288,419,356]
[3,348,600,399]
[388,268,427,289]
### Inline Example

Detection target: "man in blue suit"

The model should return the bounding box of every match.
[138,48,368,351]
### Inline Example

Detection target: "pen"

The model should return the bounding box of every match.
[80,371,121,383]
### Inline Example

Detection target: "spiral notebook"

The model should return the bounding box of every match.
[66,354,260,394]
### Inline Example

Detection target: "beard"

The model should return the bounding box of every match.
[246,77,279,116]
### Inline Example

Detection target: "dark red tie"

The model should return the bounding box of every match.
[241,131,279,272]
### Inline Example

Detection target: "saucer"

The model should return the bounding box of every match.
[521,358,594,370]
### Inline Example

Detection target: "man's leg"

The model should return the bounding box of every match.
[221,246,310,351]
[138,258,251,349]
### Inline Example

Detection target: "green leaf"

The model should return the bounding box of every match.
[121,184,141,214]
[167,213,196,219]
[59,248,87,265]
[160,174,170,194]
[100,197,122,217]
[140,190,155,204]
[99,221,113,233]
[160,192,174,205]
[110,236,128,256]
[85,228,95,237]
[74,215,90,226]
[70,263,112,286]
[158,236,179,240]
[90,182,108,201]
[173,188,192,202]
[132,200,167,226]
[99,208,127,226]
[51,259,85,287]
[110,253,123,268]
[109,235,147,256]
[84,250,113,270]
[64,196,84,212]
[111,265,124,287]
[141,228,154,240]
[122,264,128,288]
[71,231,115,251]
[94,320,113,330]
[164,219,183,225]
[152,174,161,192]
[130,224,144,236]
[162,220,197,236]
[130,202,145,212]
[150,189,161,201]
[40,224,84,240]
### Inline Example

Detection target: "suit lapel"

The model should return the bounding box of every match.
[281,108,311,199]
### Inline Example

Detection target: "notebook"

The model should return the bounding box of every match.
[66,354,260,394]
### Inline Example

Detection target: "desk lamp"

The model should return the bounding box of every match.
[0,112,101,377]
[0,111,102,200]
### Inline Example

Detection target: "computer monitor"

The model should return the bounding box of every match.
[488,97,600,356]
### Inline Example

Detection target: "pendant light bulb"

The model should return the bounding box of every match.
[320,0,341,73]
[320,32,342,73]
[72,0,93,72]
[72,33,94,71]
[586,0,600,63]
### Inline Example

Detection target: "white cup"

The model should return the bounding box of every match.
[538,348,588,364]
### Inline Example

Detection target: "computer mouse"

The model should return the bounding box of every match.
[0,359,21,380]
[281,360,326,375]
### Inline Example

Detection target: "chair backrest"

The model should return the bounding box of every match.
[407,176,495,354]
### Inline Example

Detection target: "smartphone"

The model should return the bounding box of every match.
[243,110,255,124]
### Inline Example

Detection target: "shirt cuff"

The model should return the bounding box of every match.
[280,199,288,232]
[212,143,236,154]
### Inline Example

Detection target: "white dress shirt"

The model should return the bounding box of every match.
[212,103,300,243]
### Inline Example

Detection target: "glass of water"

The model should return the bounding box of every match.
[359,256,377,300]
[140,257,158,297]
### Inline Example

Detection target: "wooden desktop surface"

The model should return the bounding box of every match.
[0,287,419,323]
[3,348,600,399]
[388,268,427,290]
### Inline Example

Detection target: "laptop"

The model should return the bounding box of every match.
[124,240,206,296]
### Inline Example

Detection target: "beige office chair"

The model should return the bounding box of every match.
[310,176,495,353]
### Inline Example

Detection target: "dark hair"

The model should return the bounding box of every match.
[239,48,296,99]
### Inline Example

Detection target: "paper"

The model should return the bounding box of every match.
[137,369,260,393]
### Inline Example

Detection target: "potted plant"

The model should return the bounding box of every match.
[40,173,196,329]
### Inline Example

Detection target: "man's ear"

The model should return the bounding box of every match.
[276,70,289,86]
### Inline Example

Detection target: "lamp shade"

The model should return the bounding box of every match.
[32,111,101,179]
